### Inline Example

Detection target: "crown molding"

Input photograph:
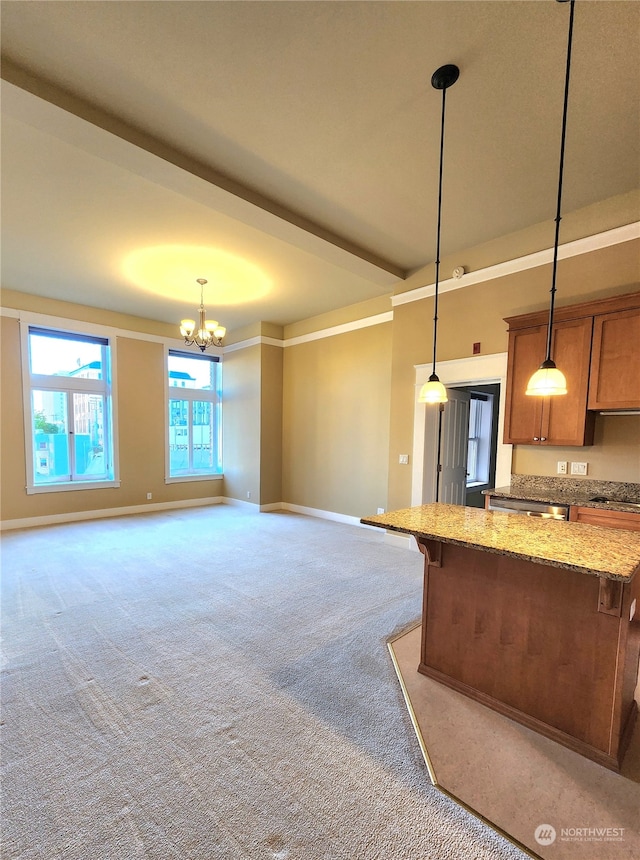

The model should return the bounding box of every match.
[283,312,393,347]
[392,222,640,307]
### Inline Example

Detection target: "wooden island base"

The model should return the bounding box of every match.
[415,538,640,772]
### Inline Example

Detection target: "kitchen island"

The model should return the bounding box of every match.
[361,504,640,771]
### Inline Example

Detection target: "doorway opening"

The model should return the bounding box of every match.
[411,353,512,508]
[450,383,500,508]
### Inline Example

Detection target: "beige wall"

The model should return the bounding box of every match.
[221,341,284,507]
[218,344,260,504]
[1,317,28,518]
[283,322,392,518]
[260,344,283,506]
[513,414,640,482]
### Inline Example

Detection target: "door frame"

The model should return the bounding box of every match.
[411,353,512,506]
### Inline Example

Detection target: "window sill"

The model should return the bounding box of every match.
[26,480,121,495]
[165,473,224,485]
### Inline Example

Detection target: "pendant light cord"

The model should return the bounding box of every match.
[432,85,447,376]
[545,0,575,364]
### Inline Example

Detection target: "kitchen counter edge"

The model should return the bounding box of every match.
[361,503,640,582]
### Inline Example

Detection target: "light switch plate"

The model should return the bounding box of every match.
[570,461,588,476]
[399,454,409,465]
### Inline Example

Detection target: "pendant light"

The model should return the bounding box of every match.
[418,64,459,405]
[179,278,226,352]
[526,0,576,397]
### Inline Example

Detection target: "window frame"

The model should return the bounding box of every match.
[164,347,223,484]
[21,319,120,494]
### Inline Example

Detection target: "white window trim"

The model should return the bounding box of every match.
[164,345,224,483]
[20,316,121,493]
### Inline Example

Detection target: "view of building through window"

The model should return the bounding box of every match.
[167,351,222,477]
[27,328,113,486]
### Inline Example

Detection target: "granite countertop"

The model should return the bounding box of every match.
[483,478,640,514]
[361,503,640,581]
[485,486,640,513]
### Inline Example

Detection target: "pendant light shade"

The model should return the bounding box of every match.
[417,63,459,406]
[419,374,449,404]
[525,360,568,397]
[526,0,575,397]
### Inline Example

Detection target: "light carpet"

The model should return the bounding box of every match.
[1,506,526,859]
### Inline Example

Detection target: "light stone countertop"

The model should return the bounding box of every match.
[485,486,640,513]
[360,503,640,581]
[483,478,640,512]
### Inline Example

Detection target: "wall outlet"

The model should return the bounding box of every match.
[146,492,153,500]
[247,491,251,499]
[570,462,588,476]
[399,454,409,465]
[377,507,385,515]
[556,461,568,475]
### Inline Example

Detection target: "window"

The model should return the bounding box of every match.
[466,393,494,487]
[23,326,117,492]
[167,350,222,480]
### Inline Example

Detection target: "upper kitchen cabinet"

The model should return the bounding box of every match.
[588,307,640,410]
[504,291,640,447]
[504,316,594,446]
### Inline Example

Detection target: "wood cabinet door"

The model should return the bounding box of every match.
[503,325,546,444]
[588,308,640,410]
[504,318,594,446]
[542,317,595,446]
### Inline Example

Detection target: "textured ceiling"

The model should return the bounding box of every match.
[1,1,638,333]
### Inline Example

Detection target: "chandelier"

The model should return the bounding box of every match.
[179,278,226,351]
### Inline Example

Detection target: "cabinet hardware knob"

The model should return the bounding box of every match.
[541,436,547,441]
[533,436,540,441]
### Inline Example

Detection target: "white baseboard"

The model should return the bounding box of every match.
[279,504,419,550]
[0,496,224,531]
[223,497,261,511]
[383,531,419,551]
[1,497,417,550]
[278,502,363,527]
